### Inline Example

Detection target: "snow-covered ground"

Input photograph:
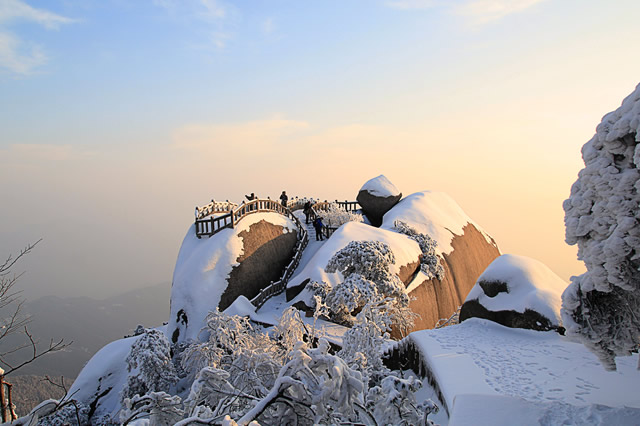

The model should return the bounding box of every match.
[409,318,640,424]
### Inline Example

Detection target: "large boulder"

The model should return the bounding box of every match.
[381,191,501,331]
[221,220,297,309]
[356,175,402,226]
[168,213,298,343]
[459,254,567,331]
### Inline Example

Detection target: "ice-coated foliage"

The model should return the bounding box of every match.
[562,83,640,370]
[326,240,396,283]
[121,329,179,403]
[321,240,411,329]
[316,203,364,227]
[366,374,436,426]
[338,303,391,384]
[21,400,94,426]
[394,220,445,281]
[104,309,435,424]
[121,392,184,426]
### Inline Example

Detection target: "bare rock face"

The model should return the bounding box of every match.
[407,223,501,331]
[220,220,297,310]
[356,175,402,227]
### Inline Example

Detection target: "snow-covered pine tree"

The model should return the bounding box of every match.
[562,83,640,370]
[322,240,411,327]
[121,329,179,403]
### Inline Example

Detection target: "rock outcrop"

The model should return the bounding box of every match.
[169,213,298,343]
[459,254,566,331]
[356,175,402,227]
[220,220,297,310]
[406,223,501,331]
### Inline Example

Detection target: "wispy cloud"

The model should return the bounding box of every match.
[262,17,275,35]
[0,0,75,28]
[153,0,232,50]
[384,0,548,25]
[0,0,75,75]
[455,0,549,25]
[385,0,438,10]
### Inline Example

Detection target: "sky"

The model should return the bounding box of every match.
[1,0,639,300]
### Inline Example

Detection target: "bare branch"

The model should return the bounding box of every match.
[0,240,42,275]
[2,327,71,376]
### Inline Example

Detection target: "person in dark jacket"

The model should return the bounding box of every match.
[313,216,324,241]
[280,191,288,207]
[303,201,312,224]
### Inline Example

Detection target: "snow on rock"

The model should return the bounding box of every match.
[359,174,400,197]
[378,191,500,331]
[68,334,143,422]
[356,175,403,227]
[460,254,567,331]
[408,318,639,424]
[381,191,494,255]
[286,221,421,302]
[169,213,297,343]
[562,82,640,369]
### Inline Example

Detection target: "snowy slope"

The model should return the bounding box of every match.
[169,213,297,342]
[381,191,496,255]
[465,254,567,325]
[67,334,142,420]
[409,318,640,424]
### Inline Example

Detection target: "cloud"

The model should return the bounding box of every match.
[384,0,438,10]
[153,0,233,50]
[0,0,75,29]
[262,17,275,35]
[384,0,548,25]
[0,0,75,75]
[0,31,46,74]
[455,0,549,25]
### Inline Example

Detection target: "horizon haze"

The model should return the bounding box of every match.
[2,0,640,300]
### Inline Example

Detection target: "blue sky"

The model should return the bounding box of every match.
[2,0,640,299]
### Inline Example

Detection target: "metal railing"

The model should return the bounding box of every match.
[309,200,361,239]
[195,200,238,220]
[195,199,304,239]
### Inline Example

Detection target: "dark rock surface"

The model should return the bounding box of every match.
[220,220,297,310]
[356,190,402,227]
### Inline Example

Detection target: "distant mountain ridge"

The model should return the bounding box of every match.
[1,283,171,378]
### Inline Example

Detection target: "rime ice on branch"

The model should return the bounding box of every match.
[562,83,640,370]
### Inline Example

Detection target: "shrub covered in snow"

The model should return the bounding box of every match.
[316,202,364,228]
[106,306,436,424]
[562,83,640,370]
[121,329,179,403]
[320,240,411,328]
[394,220,444,281]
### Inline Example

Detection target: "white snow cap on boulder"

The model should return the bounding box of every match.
[464,254,567,326]
[360,175,400,197]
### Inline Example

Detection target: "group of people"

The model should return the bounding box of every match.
[303,201,324,241]
[244,191,325,241]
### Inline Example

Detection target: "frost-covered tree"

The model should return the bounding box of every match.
[321,241,412,329]
[562,83,640,370]
[316,203,364,228]
[121,329,179,403]
[366,374,437,426]
[394,220,444,281]
[120,392,183,426]
[237,339,367,425]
